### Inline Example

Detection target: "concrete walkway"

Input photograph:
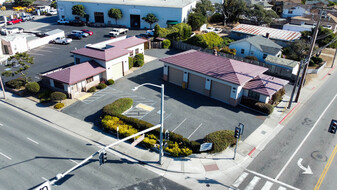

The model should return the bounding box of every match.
[0,62,335,189]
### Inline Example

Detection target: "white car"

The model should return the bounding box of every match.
[57,19,69,24]
[214,28,222,34]
[203,27,215,33]
[50,37,72,45]
[71,30,89,38]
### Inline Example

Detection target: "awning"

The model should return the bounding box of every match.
[166,20,178,25]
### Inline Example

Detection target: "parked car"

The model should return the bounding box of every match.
[7,18,22,25]
[50,37,72,45]
[57,19,69,24]
[69,20,86,26]
[46,10,57,16]
[146,29,154,36]
[67,33,82,39]
[203,27,215,33]
[34,32,47,37]
[214,28,222,34]
[0,27,24,35]
[135,33,150,39]
[81,29,93,36]
[109,28,128,37]
[71,30,89,38]
[0,21,6,27]
[22,15,34,21]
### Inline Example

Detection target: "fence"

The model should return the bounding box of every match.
[171,41,295,81]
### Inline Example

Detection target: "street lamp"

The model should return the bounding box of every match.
[132,83,164,165]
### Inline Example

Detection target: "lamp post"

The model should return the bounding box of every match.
[132,83,164,165]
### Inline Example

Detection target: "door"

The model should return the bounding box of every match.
[94,12,104,23]
[110,62,123,80]
[130,15,140,29]
[168,67,183,86]
[188,73,205,94]
[210,81,231,103]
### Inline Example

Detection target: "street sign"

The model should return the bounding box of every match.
[34,181,51,190]
[200,143,213,152]
[131,134,145,147]
[239,123,244,135]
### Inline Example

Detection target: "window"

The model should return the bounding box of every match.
[135,48,139,54]
[129,51,134,57]
[263,54,267,59]
[86,76,94,83]
[248,90,260,100]
[288,10,293,14]
[54,80,64,90]
[241,49,245,54]
[75,58,80,64]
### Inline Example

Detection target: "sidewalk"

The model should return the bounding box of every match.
[0,62,335,189]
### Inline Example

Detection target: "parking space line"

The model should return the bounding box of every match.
[41,177,48,181]
[0,151,11,160]
[26,137,39,144]
[69,159,78,164]
[172,118,187,132]
[164,113,172,120]
[187,123,203,139]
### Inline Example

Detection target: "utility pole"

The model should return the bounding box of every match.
[295,10,322,102]
[0,75,6,100]
[288,60,303,109]
[332,46,337,68]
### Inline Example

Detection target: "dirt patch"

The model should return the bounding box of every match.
[320,48,336,67]
[305,73,316,85]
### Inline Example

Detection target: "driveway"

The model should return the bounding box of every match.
[62,48,266,142]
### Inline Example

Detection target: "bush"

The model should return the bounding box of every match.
[157,23,192,40]
[38,89,52,102]
[209,13,224,23]
[25,82,40,94]
[220,46,236,55]
[6,78,26,89]
[102,98,133,115]
[54,103,64,109]
[50,91,67,102]
[222,37,235,46]
[241,97,274,115]
[128,57,134,69]
[186,32,224,49]
[190,141,201,153]
[88,86,96,92]
[107,79,115,85]
[245,56,258,61]
[309,56,323,67]
[134,53,144,67]
[162,39,171,49]
[96,83,107,89]
[271,88,285,105]
[204,130,236,153]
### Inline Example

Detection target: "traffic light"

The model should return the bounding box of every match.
[99,150,107,165]
[234,127,241,139]
[329,120,337,134]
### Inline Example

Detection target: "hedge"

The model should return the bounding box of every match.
[107,79,115,85]
[102,98,133,115]
[54,103,64,109]
[25,82,40,94]
[162,39,171,49]
[38,89,52,103]
[87,86,96,92]
[128,57,134,69]
[50,92,67,102]
[96,83,107,89]
[6,78,26,89]
[241,97,274,115]
[134,53,144,67]
[204,130,237,153]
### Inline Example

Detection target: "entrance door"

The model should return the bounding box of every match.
[94,12,104,23]
[130,15,140,29]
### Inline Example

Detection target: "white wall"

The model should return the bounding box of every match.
[127,43,144,56]
[28,30,64,50]
[259,94,270,103]
[105,54,129,80]
[57,1,194,28]
[283,24,314,32]
[282,6,307,18]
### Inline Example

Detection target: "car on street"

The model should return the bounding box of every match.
[81,29,93,36]
[67,33,82,39]
[57,19,69,24]
[71,30,89,38]
[50,37,72,44]
[69,20,86,26]
[7,18,22,25]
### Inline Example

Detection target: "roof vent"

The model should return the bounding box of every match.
[266,33,270,39]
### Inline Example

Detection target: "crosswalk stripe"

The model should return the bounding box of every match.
[278,187,287,190]
[232,172,248,187]
[261,181,274,190]
[245,176,261,190]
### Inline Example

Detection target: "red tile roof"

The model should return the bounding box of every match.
[44,61,106,85]
[231,24,301,41]
[107,36,148,49]
[160,50,268,85]
[243,74,289,96]
[71,36,147,61]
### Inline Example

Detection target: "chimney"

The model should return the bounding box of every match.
[266,33,270,39]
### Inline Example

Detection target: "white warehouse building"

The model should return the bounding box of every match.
[57,0,197,29]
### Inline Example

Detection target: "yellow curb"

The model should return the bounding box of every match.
[136,103,154,112]
[77,93,93,101]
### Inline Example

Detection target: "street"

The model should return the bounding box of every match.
[232,65,337,189]
[0,101,188,189]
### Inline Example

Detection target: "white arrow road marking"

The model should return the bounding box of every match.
[0,151,11,160]
[297,158,313,174]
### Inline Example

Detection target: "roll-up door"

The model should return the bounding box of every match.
[168,67,183,86]
[210,81,231,103]
[110,62,123,80]
[188,73,205,94]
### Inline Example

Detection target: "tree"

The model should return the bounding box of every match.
[72,5,86,18]
[2,52,34,82]
[247,4,278,25]
[222,0,246,25]
[14,0,35,7]
[193,0,215,16]
[282,39,314,61]
[301,27,337,48]
[142,13,158,29]
[51,0,57,9]
[187,12,206,31]
[108,8,122,24]
[154,24,160,38]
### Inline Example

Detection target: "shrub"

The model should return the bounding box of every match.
[128,57,134,69]
[50,91,67,102]
[38,89,52,102]
[162,39,171,49]
[134,53,144,67]
[209,13,224,23]
[271,88,285,105]
[107,79,115,86]
[186,32,224,49]
[142,137,157,148]
[204,130,236,153]
[190,141,201,153]
[222,37,235,46]
[186,35,207,48]
[245,56,258,61]
[96,83,107,89]
[25,82,40,93]
[241,97,274,115]
[220,46,236,55]
[165,142,181,157]
[102,98,133,115]
[54,103,64,109]
[6,78,26,89]
[88,86,96,92]
[309,56,323,67]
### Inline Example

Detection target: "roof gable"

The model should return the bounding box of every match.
[243,74,289,96]
[230,35,282,55]
[160,50,268,85]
